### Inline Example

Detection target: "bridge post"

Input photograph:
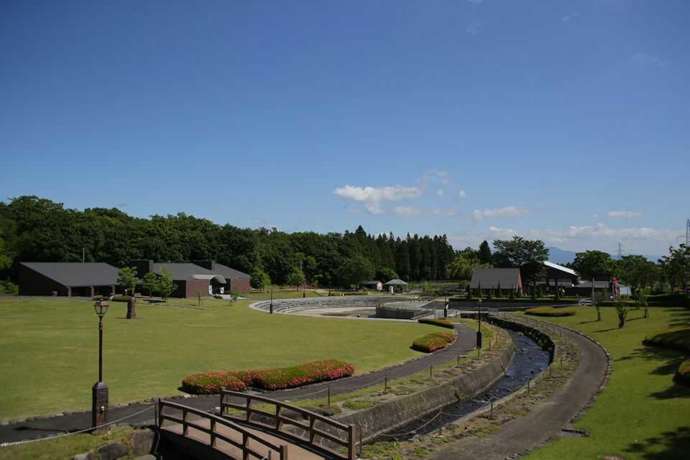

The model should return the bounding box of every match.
[348,424,356,460]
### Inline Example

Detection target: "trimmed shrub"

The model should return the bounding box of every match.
[647,293,690,308]
[181,360,354,394]
[251,360,355,390]
[674,359,690,386]
[525,306,576,317]
[418,318,455,329]
[411,331,455,353]
[181,372,247,394]
[643,328,690,354]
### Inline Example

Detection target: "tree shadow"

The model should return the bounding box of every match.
[623,426,690,459]
[616,346,690,399]
[593,327,619,333]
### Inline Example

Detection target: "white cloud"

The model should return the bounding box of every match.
[631,52,666,68]
[393,206,422,217]
[472,206,528,221]
[488,225,517,239]
[466,21,482,35]
[436,189,445,197]
[334,184,421,214]
[459,189,467,199]
[608,210,642,219]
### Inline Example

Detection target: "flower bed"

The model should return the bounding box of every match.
[411,331,455,353]
[674,359,690,386]
[181,360,355,394]
[525,306,576,317]
[252,360,355,390]
[181,372,247,394]
[418,318,455,329]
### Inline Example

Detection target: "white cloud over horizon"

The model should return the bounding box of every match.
[472,206,528,221]
[334,184,421,214]
[608,210,642,219]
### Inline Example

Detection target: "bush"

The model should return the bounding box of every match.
[0,280,18,295]
[180,372,247,394]
[674,359,690,387]
[643,328,690,354]
[251,360,355,390]
[181,360,355,394]
[418,318,455,329]
[411,331,455,353]
[525,306,577,317]
[647,293,690,308]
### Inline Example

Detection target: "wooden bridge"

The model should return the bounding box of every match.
[157,391,358,460]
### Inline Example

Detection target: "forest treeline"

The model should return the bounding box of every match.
[0,196,455,288]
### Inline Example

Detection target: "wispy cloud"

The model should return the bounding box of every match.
[459,189,467,199]
[472,206,528,221]
[631,52,667,68]
[466,21,482,35]
[393,206,422,217]
[608,210,642,219]
[561,13,578,23]
[334,184,421,214]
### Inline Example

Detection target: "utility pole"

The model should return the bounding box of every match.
[686,218,689,246]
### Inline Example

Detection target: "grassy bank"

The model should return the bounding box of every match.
[0,296,437,421]
[525,306,690,460]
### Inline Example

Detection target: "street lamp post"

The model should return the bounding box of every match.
[269,287,274,314]
[92,299,109,429]
[476,298,483,350]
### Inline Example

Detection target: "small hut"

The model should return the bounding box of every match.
[384,278,408,293]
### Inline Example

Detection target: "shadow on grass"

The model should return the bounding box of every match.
[624,426,690,460]
[616,346,690,399]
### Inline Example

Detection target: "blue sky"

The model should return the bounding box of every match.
[1,0,688,256]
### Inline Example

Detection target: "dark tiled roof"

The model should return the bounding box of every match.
[151,263,213,280]
[21,262,119,287]
[211,262,250,280]
[470,268,522,289]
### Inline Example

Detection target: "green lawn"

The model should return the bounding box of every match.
[524,306,690,460]
[0,296,437,421]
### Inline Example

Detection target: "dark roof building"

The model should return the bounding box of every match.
[470,268,523,292]
[18,262,119,297]
[194,260,251,292]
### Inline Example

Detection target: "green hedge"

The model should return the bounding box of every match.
[418,318,455,329]
[411,331,455,353]
[181,359,355,394]
[647,293,690,308]
[643,328,690,354]
[674,359,690,387]
[110,295,132,302]
[525,306,577,317]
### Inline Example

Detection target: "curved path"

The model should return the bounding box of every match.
[0,321,476,444]
[431,318,609,460]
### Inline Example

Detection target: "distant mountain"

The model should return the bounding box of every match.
[547,247,577,264]
[548,246,663,264]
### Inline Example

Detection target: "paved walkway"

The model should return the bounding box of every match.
[0,323,476,444]
[431,321,609,460]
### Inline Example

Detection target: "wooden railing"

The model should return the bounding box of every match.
[221,390,357,460]
[158,400,289,460]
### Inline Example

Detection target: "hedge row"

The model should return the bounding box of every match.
[674,359,690,387]
[181,359,355,394]
[525,306,577,317]
[418,318,455,329]
[643,328,690,354]
[647,293,690,308]
[411,331,455,353]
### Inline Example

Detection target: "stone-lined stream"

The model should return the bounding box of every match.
[375,329,551,441]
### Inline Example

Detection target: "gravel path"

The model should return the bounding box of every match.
[0,323,476,444]
[431,321,609,460]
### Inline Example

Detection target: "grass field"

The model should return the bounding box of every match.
[0,295,438,421]
[524,306,690,460]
